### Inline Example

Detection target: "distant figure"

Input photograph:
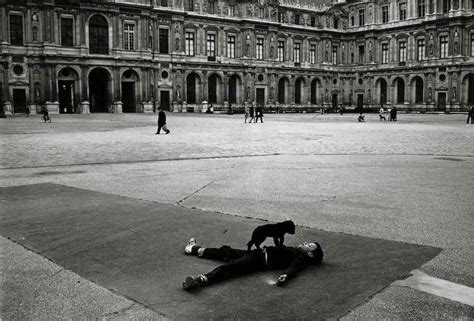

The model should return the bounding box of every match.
[390,106,398,122]
[467,106,473,124]
[156,108,170,134]
[25,105,30,117]
[358,113,365,122]
[42,107,51,123]
[379,107,386,121]
[244,104,250,123]
[339,106,344,115]
[255,106,264,123]
[248,106,255,123]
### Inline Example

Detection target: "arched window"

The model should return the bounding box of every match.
[89,15,108,54]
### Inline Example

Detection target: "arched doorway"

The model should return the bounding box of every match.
[89,15,108,55]
[186,73,201,104]
[278,77,289,104]
[58,67,79,114]
[413,76,424,104]
[395,77,405,104]
[228,74,241,105]
[310,79,320,104]
[294,77,305,104]
[121,69,139,113]
[377,78,387,106]
[208,74,222,104]
[463,74,474,106]
[89,68,111,113]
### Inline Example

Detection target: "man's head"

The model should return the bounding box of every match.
[297,242,323,265]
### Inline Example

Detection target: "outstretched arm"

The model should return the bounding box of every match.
[276,257,305,286]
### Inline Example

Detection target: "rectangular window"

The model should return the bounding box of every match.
[227,35,235,58]
[229,5,235,17]
[310,44,316,64]
[9,15,23,46]
[294,42,300,63]
[332,46,338,65]
[279,12,284,23]
[382,43,389,63]
[471,33,474,57]
[185,31,194,56]
[123,23,135,51]
[159,28,169,54]
[359,9,365,26]
[311,16,316,27]
[259,8,264,19]
[61,17,74,47]
[418,0,426,17]
[207,33,216,58]
[382,6,389,23]
[417,38,425,61]
[399,40,407,62]
[278,40,285,62]
[185,0,194,11]
[209,1,215,14]
[440,35,448,58]
[256,37,264,60]
[160,0,168,6]
[351,16,355,26]
[399,2,407,20]
[295,14,300,25]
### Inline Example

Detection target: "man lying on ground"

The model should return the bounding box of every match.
[182,238,324,291]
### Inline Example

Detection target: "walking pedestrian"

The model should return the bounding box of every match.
[248,105,255,124]
[244,104,250,123]
[467,106,473,124]
[156,107,170,134]
[255,106,264,123]
[390,106,398,121]
[42,107,51,123]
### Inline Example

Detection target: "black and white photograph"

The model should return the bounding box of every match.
[0,0,473,319]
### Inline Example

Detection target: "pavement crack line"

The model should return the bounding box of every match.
[177,180,215,205]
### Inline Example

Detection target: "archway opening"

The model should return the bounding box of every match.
[378,78,387,106]
[467,74,474,105]
[121,69,139,113]
[208,74,219,104]
[229,75,240,105]
[89,68,110,113]
[295,78,304,104]
[58,67,78,114]
[278,77,289,104]
[414,77,424,104]
[396,78,405,104]
[310,79,320,104]
[186,73,199,104]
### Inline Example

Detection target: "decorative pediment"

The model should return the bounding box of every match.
[10,80,29,86]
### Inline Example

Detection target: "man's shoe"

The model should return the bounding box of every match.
[182,275,207,291]
[185,238,198,254]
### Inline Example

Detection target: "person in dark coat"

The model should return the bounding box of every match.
[248,106,255,123]
[156,107,170,134]
[42,107,51,123]
[182,238,323,291]
[390,106,397,121]
[467,106,473,124]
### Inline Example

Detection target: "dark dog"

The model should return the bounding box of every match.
[247,220,296,251]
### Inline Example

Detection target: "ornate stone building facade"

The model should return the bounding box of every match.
[1,0,473,114]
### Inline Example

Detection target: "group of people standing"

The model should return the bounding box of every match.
[244,106,264,123]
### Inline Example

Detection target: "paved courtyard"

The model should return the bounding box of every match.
[1,112,473,319]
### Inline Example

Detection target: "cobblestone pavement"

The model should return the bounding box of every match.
[1,112,473,319]
[1,113,472,169]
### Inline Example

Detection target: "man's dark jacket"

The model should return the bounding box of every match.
[158,110,166,126]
